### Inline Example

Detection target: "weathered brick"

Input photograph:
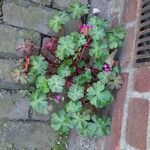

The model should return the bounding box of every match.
[101,73,128,150]
[147,103,150,150]
[123,0,138,23]
[3,0,57,35]
[0,59,19,83]
[0,24,40,55]
[119,26,135,68]
[126,99,149,150]
[134,66,150,92]
[31,0,52,6]
[0,120,57,149]
[53,0,88,10]
[0,91,29,119]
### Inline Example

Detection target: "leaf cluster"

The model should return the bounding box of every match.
[17,2,126,139]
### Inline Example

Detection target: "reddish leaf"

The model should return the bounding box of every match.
[16,38,36,58]
[42,37,58,53]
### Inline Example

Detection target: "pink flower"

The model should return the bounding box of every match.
[79,24,93,35]
[103,63,111,72]
[54,95,62,103]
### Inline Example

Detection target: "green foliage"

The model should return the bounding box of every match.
[28,55,48,83]
[77,60,86,68]
[65,101,82,113]
[107,26,126,49]
[98,71,111,84]
[73,69,92,86]
[56,35,76,60]
[87,115,111,137]
[71,112,90,129]
[30,90,50,114]
[89,41,108,59]
[107,73,123,90]
[51,109,72,133]
[48,75,65,93]
[87,81,113,108]
[48,12,70,32]
[18,2,126,139]
[57,65,71,78]
[68,84,84,101]
[71,32,86,48]
[89,27,106,40]
[68,2,89,19]
[88,16,108,28]
[36,76,49,94]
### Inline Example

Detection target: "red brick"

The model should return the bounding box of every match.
[97,73,128,150]
[119,26,135,68]
[134,66,150,92]
[123,0,138,23]
[126,99,149,150]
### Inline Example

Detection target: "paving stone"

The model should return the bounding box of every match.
[134,66,150,92]
[126,99,149,150]
[3,0,57,35]
[0,119,57,150]
[0,24,40,55]
[90,0,109,19]
[108,0,125,15]
[0,91,29,119]
[68,130,97,150]
[64,19,79,35]
[31,0,52,6]
[0,59,19,83]
[53,0,88,10]
[123,0,138,23]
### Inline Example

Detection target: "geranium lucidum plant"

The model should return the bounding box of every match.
[14,2,126,138]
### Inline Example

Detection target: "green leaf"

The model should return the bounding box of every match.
[65,101,82,113]
[73,69,92,86]
[93,59,104,70]
[98,71,111,84]
[88,16,108,28]
[71,112,90,129]
[48,12,70,32]
[29,55,48,75]
[56,35,76,60]
[30,90,50,114]
[87,115,111,137]
[57,65,71,78]
[89,27,106,40]
[87,81,113,108]
[68,84,84,101]
[51,109,72,133]
[28,55,48,83]
[48,75,65,93]
[36,76,49,94]
[77,60,86,68]
[107,73,123,90]
[107,26,126,49]
[89,41,108,59]
[112,64,121,75]
[71,32,86,48]
[68,2,89,19]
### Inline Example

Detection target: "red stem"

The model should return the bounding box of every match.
[79,36,92,59]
